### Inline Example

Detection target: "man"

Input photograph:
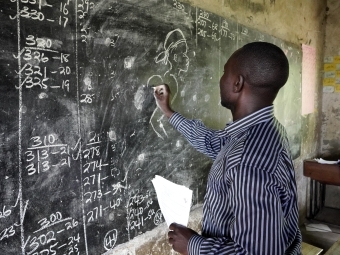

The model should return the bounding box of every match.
[153,42,301,255]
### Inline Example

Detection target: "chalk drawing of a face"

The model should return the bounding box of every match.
[155,29,189,76]
[147,29,190,140]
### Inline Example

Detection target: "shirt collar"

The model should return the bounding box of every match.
[217,105,275,138]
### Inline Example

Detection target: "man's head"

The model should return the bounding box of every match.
[219,42,289,117]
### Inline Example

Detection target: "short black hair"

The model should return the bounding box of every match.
[235,42,289,92]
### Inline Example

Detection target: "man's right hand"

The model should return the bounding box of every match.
[153,84,174,118]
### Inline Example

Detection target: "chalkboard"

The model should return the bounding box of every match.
[0,0,302,254]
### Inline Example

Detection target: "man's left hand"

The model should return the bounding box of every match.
[168,223,198,255]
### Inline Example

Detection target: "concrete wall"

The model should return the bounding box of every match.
[321,0,340,211]
[107,0,328,253]
[321,0,340,157]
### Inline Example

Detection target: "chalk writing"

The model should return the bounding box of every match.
[14,43,72,92]
[126,189,157,232]
[0,223,19,241]
[173,0,186,13]
[24,135,71,176]
[24,231,57,255]
[59,1,70,28]
[0,205,12,219]
[196,9,221,42]
[24,212,81,255]
[78,0,95,20]
[104,229,118,251]
[153,209,163,226]
[1,0,301,254]
[0,194,28,243]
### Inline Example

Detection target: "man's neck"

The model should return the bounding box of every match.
[231,103,273,121]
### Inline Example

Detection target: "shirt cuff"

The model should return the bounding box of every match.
[188,234,205,255]
[169,112,185,129]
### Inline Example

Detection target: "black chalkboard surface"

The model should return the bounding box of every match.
[0,0,302,254]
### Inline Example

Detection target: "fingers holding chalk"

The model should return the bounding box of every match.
[153,84,169,103]
[152,86,160,94]
[152,84,174,118]
[153,84,169,96]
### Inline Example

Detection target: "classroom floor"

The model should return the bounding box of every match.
[301,207,340,254]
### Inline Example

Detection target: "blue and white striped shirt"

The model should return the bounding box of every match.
[169,105,301,255]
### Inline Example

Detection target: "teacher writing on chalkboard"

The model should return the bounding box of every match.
[148,28,190,140]
[153,42,302,255]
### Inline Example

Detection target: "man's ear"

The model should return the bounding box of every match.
[233,74,244,93]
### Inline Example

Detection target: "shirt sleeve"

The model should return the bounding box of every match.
[169,112,223,160]
[187,165,285,255]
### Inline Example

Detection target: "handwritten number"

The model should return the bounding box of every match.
[37,217,49,229]
[31,136,42,147]
[26,163,36,175]
[27,236,39,255]
[42,161,50,172]
[0,226,15,241]
[41,150,48,160]
[25,151,35,161]
[80,94,94,104]
[83,177,90,186]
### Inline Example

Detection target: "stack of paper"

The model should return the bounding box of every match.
[314,158,340,164]
[151,175,192,227]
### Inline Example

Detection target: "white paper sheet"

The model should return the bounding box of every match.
[305,223,332,232]
[151,175,192,227]
[314,158,339,164]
